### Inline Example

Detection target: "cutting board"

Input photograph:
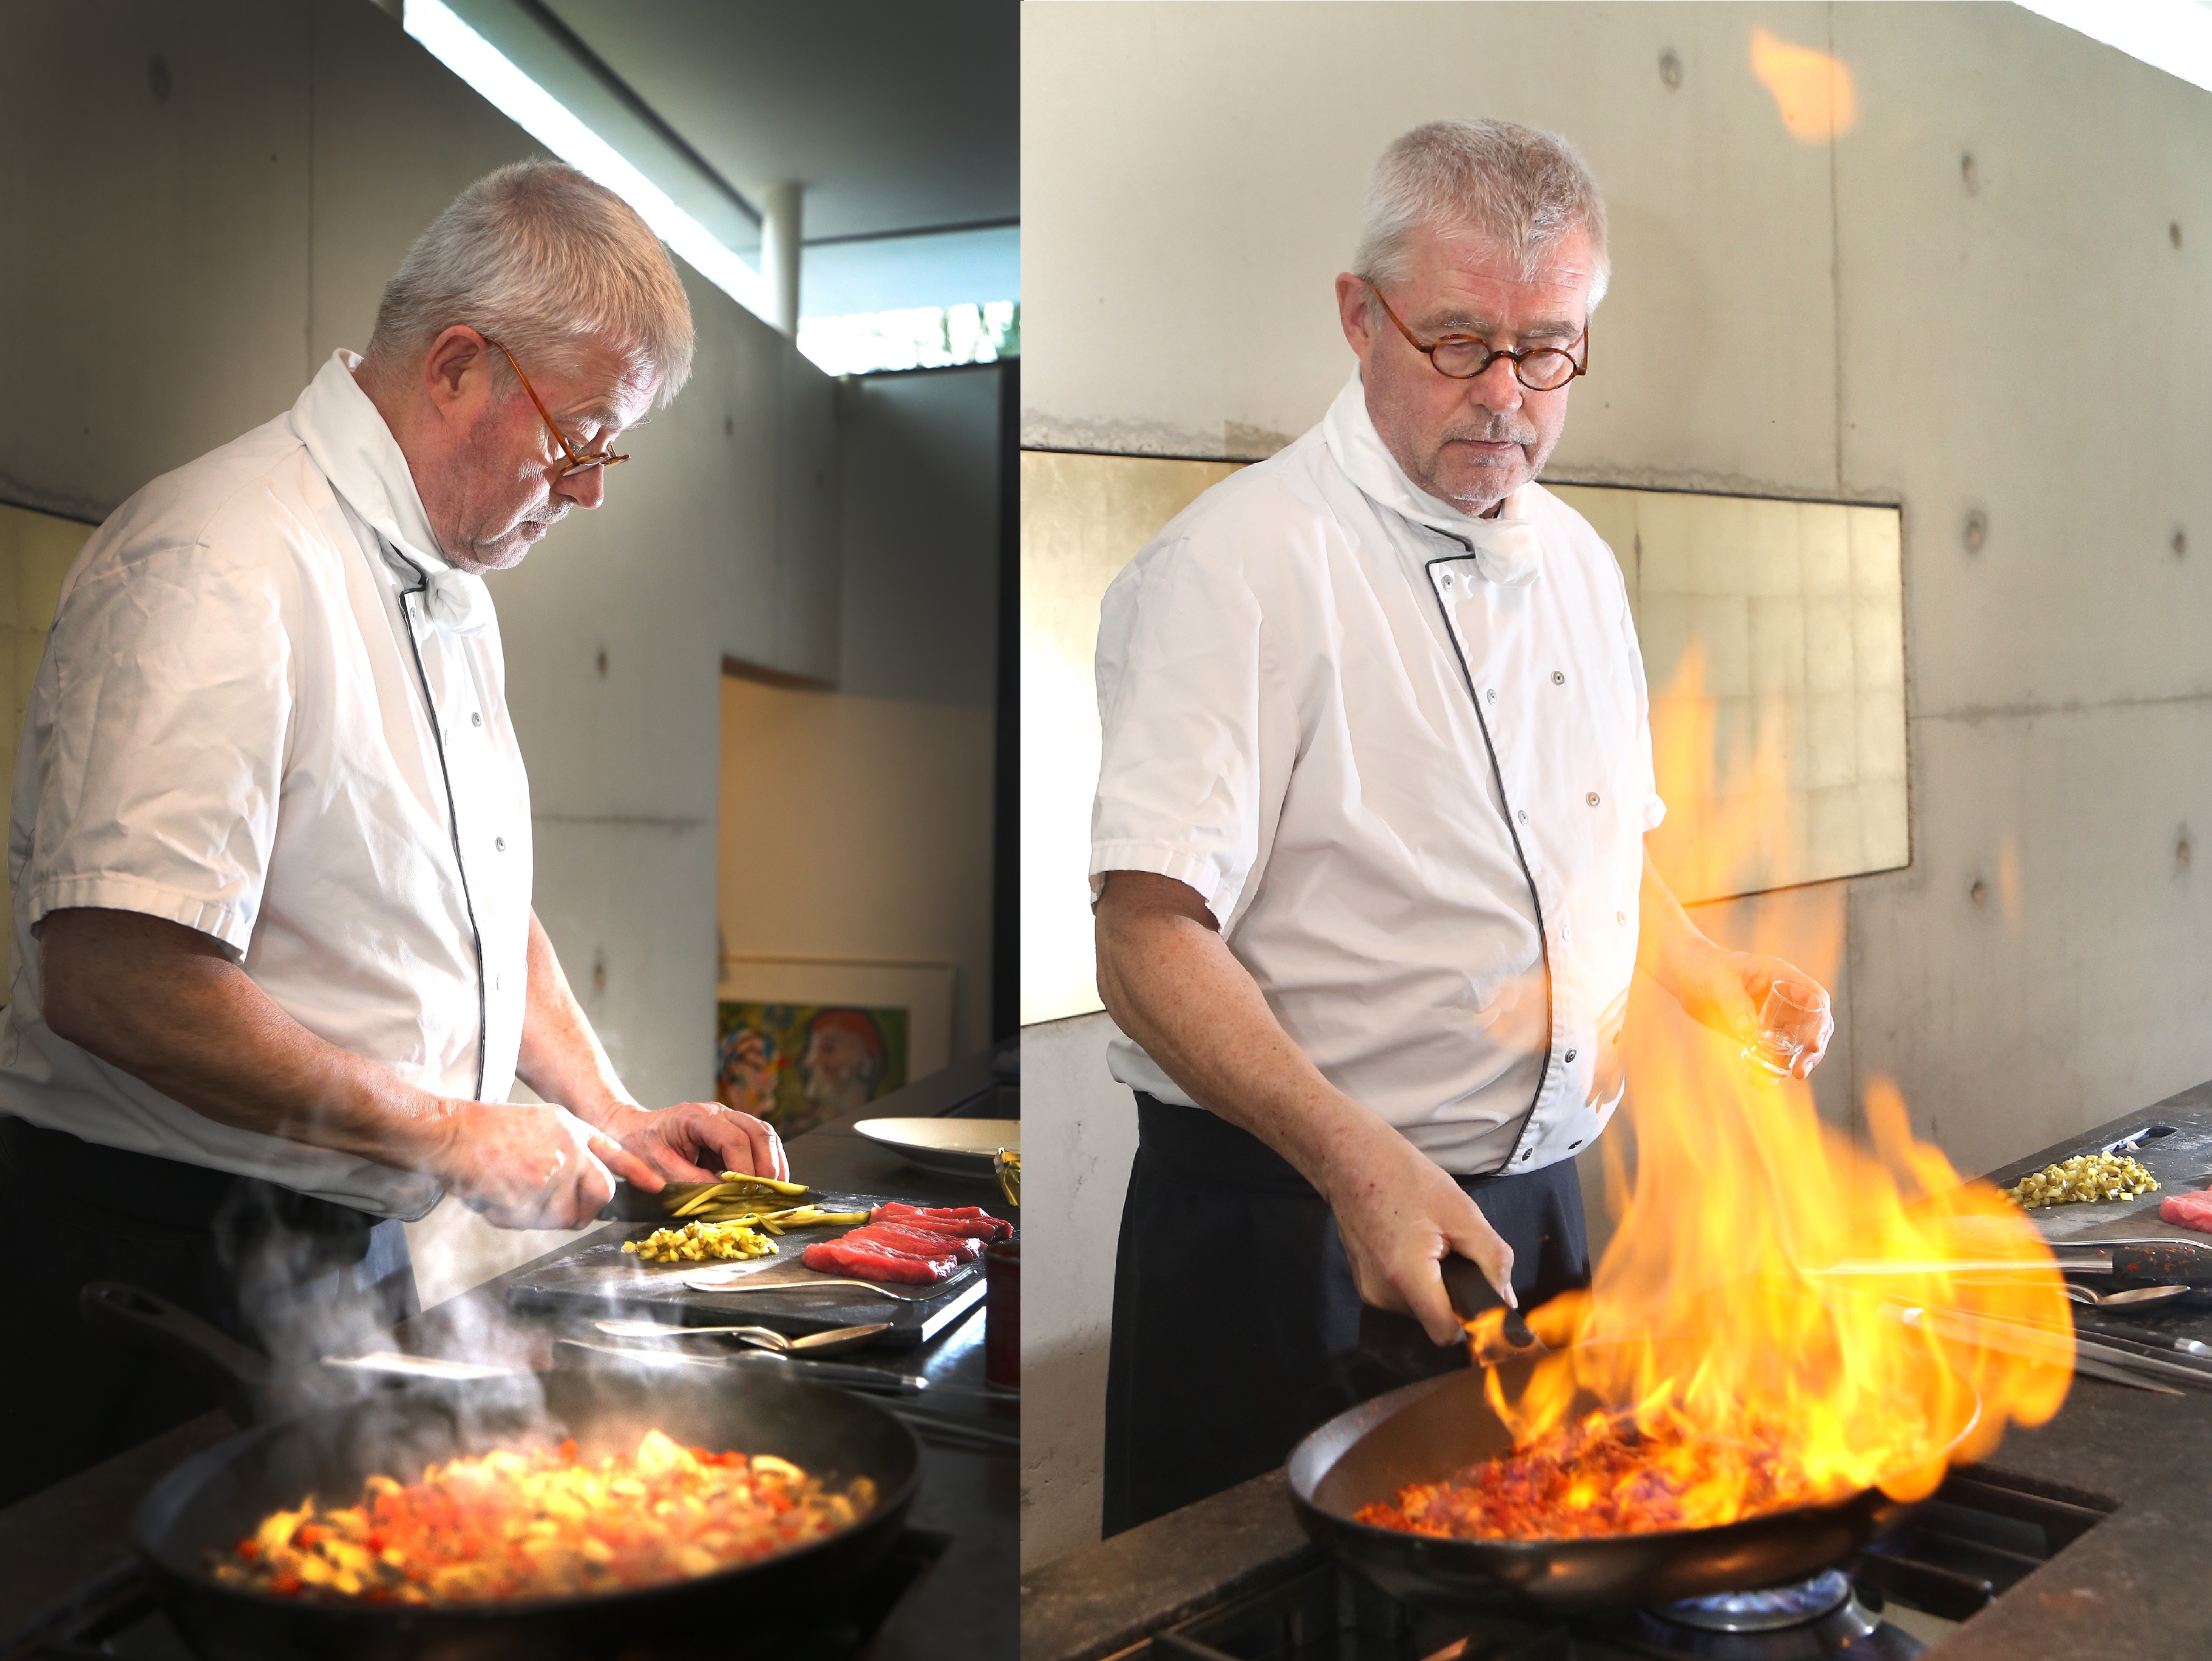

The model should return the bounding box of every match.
[504,1191,993,1350]
[1966,1112,2212,1282]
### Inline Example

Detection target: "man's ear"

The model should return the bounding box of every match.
[1334,272,1377,365]
[421,327,489,413]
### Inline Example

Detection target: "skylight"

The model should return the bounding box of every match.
[2012,0,2212,95]
[403,0,773,323]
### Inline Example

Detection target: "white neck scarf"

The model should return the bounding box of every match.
[290,349,497,636]
[1321,369,1544,588]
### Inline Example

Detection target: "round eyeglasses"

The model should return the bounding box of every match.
[478,334,629,477]
[1364,279,1589,392]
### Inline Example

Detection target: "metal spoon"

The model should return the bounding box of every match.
[593,1318,892,1355]
[2060,1282,2190,1308]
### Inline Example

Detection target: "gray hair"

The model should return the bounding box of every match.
[1352,120,1610,308]
[367,160,696,405]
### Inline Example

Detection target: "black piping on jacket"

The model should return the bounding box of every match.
[388,546,490,1104]
[1421,540,1553,1169]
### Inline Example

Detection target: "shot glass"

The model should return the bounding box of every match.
[1743,979,1826,1083]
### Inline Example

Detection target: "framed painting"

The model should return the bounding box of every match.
[714,957,957,1138]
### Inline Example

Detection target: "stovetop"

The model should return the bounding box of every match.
[1113,1470,2112,1661]
[0,1528,951,1661]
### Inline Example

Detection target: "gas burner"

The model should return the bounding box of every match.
[1634,1569,1919,1661]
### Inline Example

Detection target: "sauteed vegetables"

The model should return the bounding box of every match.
[214,1428,874,1603]
[1354,1404,1856,1541]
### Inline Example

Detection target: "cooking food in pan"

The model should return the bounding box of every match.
[801,1203,1014,1285]
[2005,1152,2159,1208]
[1354,1402,1847,1541]
[212,1428,875,1604]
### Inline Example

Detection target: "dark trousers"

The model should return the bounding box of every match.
[0,1116,418,1509]
[1101,1093,1590,1537]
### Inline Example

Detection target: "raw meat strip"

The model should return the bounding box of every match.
[2159,1189,2212,1233]
[801,1239,958,1283]
[872,1203,1013,1242]
[843,1221,983,1263]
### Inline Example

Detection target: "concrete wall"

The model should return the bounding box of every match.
[0,0,840,1298]
[1019,0,2212,1564]
[718,365,1006,1063]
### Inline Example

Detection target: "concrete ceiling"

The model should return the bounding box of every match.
[535,0,1018,245]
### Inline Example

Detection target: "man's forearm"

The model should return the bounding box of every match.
[39,907,457,1169]
[1636,845,1718,1000]
[514,910,636,1130]
[1094,875,1380,1194]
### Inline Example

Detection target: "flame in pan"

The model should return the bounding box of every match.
[1459,651,2070,1534]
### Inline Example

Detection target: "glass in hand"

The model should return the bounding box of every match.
[1743,979,1825,1084]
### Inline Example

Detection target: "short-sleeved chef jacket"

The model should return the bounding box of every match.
[1090,370,1664,1177]
[0,350,532,1220]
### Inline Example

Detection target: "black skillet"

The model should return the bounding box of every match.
[1284,1257,1981,1614]
[82,1281,921,1661]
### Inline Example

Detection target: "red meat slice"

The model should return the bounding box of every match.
[872,1203,1013,1242]
[2159,1189,2212,1234]
[801,1239,958,1283]
[843,1221,983,1263]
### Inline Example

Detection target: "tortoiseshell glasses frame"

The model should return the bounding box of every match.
[478,333,629,477]
[1363,279,1589,392]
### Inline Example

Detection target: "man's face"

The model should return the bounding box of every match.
[413,330,658,573]
[1334,222,1595,518]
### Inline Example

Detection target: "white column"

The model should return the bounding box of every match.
[761,182,802,338]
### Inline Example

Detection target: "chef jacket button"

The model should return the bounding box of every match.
[1518,1150,1533,1163]
[1617,911,1626,925]
[1440,571,1454,589]
[1565,1048,1578,1062]
[1517,809,1528,824]
[1587,792,1601,806]
[1486,688,1496,702]
[472,712,483,727]
[1552,670,1566,685]
[495,836,507,851]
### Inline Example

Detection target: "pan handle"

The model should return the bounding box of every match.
[1438,1255,1540,1353]
[80,1280,276,1429]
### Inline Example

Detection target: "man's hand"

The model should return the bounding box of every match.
[1323,1112,1518,1345]
[1637,848,1833,1079]
[1664,941,1834,1080]
[1096,871,1517,1342]
[599,1101,790,1187]
[428,1099,660,1230]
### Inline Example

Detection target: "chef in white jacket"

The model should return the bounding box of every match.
[1090,121,1836,1532]
[0,161,781,1504]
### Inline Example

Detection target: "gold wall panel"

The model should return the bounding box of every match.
[1020,451,1243,1024]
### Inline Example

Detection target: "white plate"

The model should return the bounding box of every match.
[853,1116,1019,1180]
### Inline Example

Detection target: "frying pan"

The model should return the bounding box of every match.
[81,1281,921,1661]
[1286,1259,1983,1614]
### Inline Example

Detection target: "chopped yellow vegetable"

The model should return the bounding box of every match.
[2005,1152,2160,1209]
[622,1220,779,1264]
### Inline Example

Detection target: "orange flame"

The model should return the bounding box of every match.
[1465,651,2069,1528]
[1751,27,1858,144]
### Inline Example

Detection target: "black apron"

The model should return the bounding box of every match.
[0,1116,418,1508]
[1101,1093,1590,1537]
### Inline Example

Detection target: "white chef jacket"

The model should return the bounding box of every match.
[0,350,534,1220]
[1091,370,1664,1177]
